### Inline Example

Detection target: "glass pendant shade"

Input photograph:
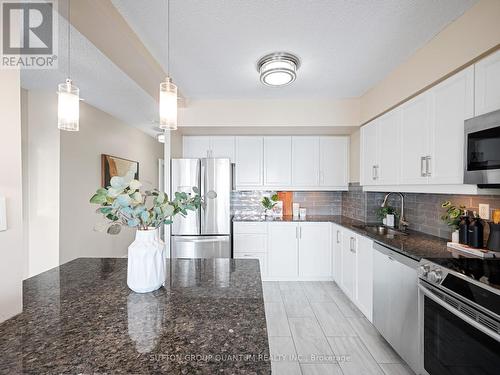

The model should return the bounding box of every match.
[159,77,178,130]
[57,79,80,131]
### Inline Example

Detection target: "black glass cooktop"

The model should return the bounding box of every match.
[429,258,500,316]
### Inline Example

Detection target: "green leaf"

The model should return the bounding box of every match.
[192,186,199,194]
[107,223,122,235]
[90,194,107,204]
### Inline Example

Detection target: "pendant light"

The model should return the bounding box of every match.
[159,0,178,130]
[57,0,79,131]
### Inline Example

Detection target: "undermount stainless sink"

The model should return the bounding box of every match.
[354,224,408,237]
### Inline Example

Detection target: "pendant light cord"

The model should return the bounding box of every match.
[167,0,170,76]
[67,0,71,79]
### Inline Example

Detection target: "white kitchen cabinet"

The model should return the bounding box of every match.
[183,136,211,158]
[233,222,268,278]
[319,136,349,189]
[235,137,263,188]
[267,222,298,279]
[331,224,342,284]
[264,136,292,187]
[475,49,500,116]
[291,137,320,187]
[428,66,474,184]
[399,92,432,185]
[361,110,401,186]
[183,136,235,161]
[355,235,373,322]
[298,222,331,278]
[210,136,235,161]
[340,229,356,299]
[360,120,378,185]
[376,109,401,185]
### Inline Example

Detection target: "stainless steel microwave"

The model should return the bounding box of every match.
[464,109,500,187]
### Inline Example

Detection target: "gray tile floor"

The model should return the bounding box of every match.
[263,281,415,375]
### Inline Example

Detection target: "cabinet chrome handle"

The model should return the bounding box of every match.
[426,156,431,177]
[296,226,299,239]
[375,165,379,180]
[336,230,340,244]
[300,226,302,239]
[420,156,427,177]
[388,256,394,261]
[350,237,356,253]
[372,165,376,180]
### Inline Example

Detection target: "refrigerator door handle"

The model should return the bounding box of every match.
[231,163,236,191]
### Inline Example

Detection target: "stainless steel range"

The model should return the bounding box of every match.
[417,258,500,375]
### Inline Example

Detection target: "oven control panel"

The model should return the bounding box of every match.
[418,262,445,285]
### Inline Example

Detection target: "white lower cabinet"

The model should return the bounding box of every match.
[267,222,299,279]
[337,227,373,322]
[233,222,268,278]
[298,222,331,278]
[331,224,342,284]
[355,235,373,322]
[340,229,357,299]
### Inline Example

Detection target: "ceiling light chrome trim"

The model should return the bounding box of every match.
[257,52,300,87]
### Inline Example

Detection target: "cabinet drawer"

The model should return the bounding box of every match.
[233,222,267,234]
[233,234,267,253]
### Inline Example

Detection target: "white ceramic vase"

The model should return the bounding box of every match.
[127,229,166,293]
[451,229,460,243]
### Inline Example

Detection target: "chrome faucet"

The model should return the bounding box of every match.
[381,192,409,231]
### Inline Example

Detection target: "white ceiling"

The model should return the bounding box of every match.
[113,0,478,99]
[21,0,478,135]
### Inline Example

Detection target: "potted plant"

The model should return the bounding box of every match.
[441,201,465,243]
[90,172,215,293]
[261,193,279,217]
[376,206,398,227]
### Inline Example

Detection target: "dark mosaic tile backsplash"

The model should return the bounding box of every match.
[342,183,500,240]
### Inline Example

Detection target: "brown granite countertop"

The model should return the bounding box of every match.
[0,258,271,374]
[233,215,452,261]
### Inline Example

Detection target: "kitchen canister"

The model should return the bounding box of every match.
[299,208,307,218]
[292,203,300,217]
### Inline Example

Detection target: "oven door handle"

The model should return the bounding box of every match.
[419,284,500,342]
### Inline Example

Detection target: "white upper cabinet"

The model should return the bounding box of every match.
[263,136,292,187]
[183,136,210,158]
[210,136,235,161]
[360,120,378,185]
[298,222,331,278]
[235,136,263,188]
[376,109,401,185]
[319,136,349,189]
[428,66,474,184]
[400,92,431,185]
[182,136,235,161]
[292,136,320,187]
[475,49,500,116]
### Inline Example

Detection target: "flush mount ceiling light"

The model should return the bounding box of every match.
[257,52,300,87]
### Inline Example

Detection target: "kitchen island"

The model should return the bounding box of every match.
[0,258,270,374]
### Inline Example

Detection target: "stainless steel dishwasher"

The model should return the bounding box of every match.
[373,242,419,373]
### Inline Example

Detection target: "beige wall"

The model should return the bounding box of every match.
[59,100,163,264]
[170,130,183,158]
[360,0,500,123]
[0,70,24,322]
[349,130,360,183]
[179,98,360,128]
[21,90,60,278]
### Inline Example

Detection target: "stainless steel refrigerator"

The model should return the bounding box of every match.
[170,158,231,258]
